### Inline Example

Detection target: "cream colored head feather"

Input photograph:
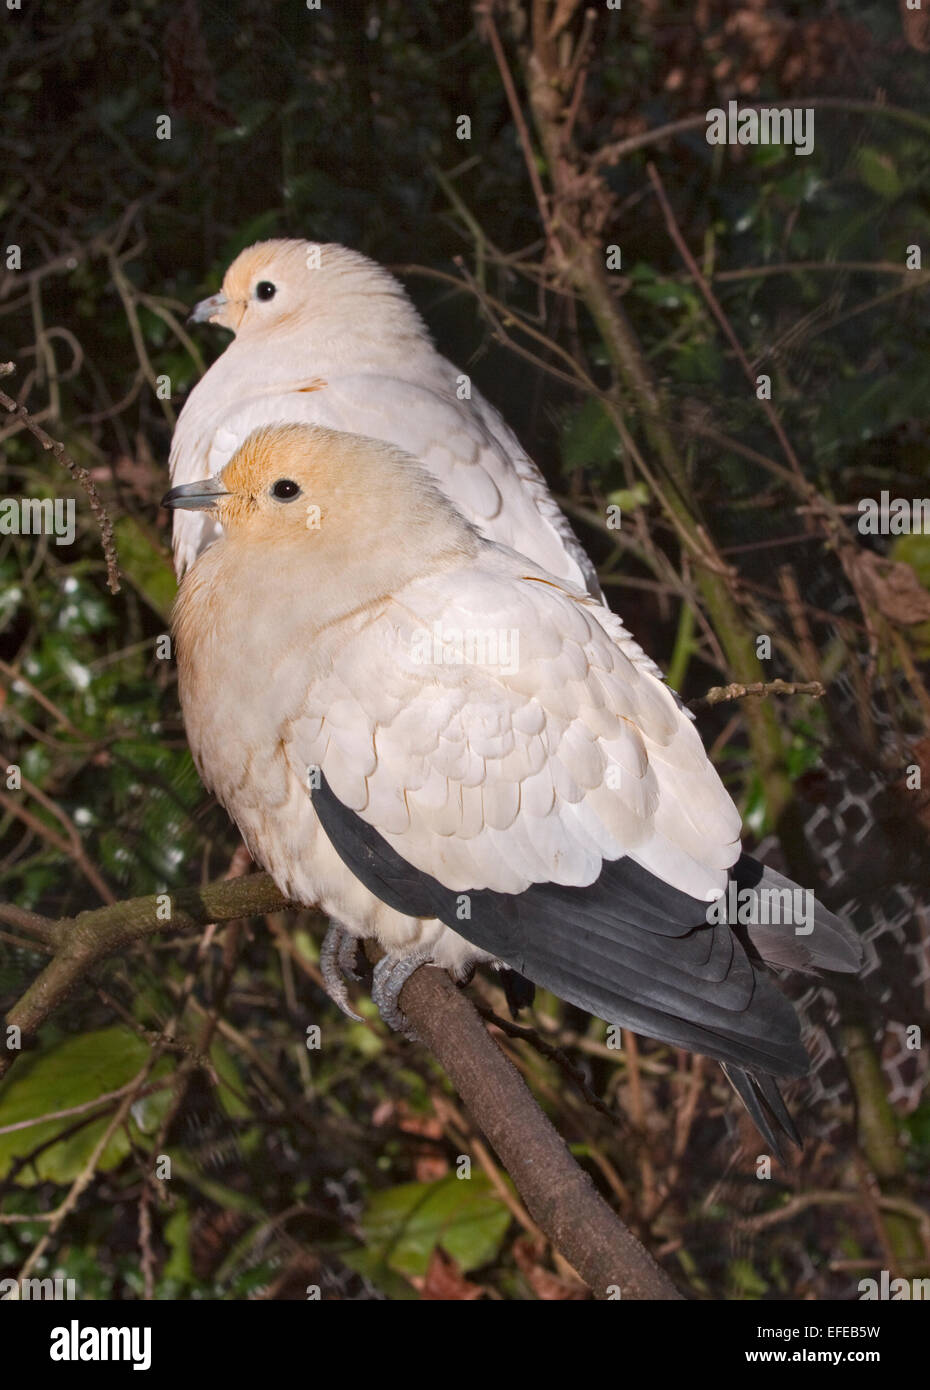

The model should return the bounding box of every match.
[195,239,428,347]
[168,423,479,629]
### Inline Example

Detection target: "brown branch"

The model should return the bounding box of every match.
[0,786,114,906]
[474,1002,627,1125]
[0,1079,167,1137]
[0,902,59,945]
[388,958,681,1298]
[3,867,681,1298]
[738,1191,930,1254]
[688,679,826,711]
[704,260,930,284]
[0,873,294,1082]
[0,656,85,738]
[476,2,563,258]
[0,361,120,593]
[592,97,930,169]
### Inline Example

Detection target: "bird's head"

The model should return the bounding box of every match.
[187,239,427,346]
[163,422,357,543]
[162,423,477,579]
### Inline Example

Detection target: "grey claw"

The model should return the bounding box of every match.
[320,920,364,1022]
[337,930,363,981]
[370,949,434,1040]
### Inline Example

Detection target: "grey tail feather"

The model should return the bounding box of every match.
[720,1064,802,1161]
[734,854,863,975]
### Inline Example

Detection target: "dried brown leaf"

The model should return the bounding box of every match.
[513,1236,589,1299]
[849,551,930,626]
[901,0,930,52]
[420,1247,485,1301]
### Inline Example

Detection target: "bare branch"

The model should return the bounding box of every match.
[2,867,682,1298]
[0,361,120,593]
[688,679,826,711]
[384,955,682,1298]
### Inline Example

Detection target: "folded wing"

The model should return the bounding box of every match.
[170,370,600,593]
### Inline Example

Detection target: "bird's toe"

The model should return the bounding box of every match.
[370,948,435,1040]
[320,919,364,1022]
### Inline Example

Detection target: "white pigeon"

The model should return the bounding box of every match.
[164,423,861,1155]
[171,238,599,596]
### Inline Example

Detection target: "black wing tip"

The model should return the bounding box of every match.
[720,1063,802,1161]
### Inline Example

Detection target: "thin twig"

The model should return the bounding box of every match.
[592,97,930,169]
[646,163,806,486]
[476,3,562,258]
[0,1080,167,1137]
[0,362,120,592]
[688,679,826,711]
[475,1003,627,1125]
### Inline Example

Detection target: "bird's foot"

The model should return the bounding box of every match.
[320,920,364,1022]
[370,948,435,1041]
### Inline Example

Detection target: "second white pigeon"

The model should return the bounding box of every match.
[172,238,599,596]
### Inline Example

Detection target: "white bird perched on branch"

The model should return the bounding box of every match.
[171,238,599,596]
[164,423,861,1156]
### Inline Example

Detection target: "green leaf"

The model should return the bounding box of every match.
[631,277,699,313]
[560,398,620,475]
[162,1203,194,1285]
[890,532,930,655]
[208,1041,260,1155]
[606,482,650,513]
[741,770,769,837]
[890,531,930,589]
[728,1257,769,1298]
[113,516,177,621]
[676,338,724,384]
[358,1173,511,1277]
[339,1246,422,1300]
[856,146,901,200]
[209,1040,249,1121]
[0,1027,172,1185]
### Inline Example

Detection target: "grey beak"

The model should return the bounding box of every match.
[162,477,230,510]
[187,292,228,324]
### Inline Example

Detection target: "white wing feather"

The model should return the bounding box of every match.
[281,550,741,901]
[170,369,597,595]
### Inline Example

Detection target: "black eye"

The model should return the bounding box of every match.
[270,479,301,501]
[255,281,277,301]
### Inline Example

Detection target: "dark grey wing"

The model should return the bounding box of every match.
[309,774,864,1153]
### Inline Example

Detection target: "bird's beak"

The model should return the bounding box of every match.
[187,292,229,325]
[161,477,230,511]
